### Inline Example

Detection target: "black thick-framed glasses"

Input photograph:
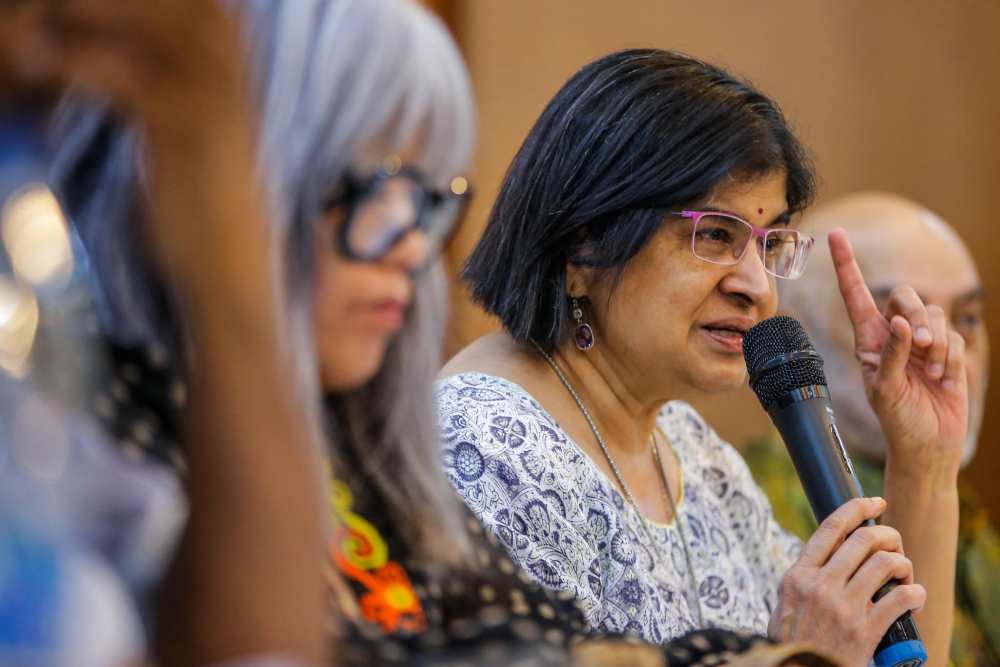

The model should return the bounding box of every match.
[323,155,472,268]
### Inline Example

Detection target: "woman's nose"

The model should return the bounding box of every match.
[720,240,773,308]
[383,226,429,272]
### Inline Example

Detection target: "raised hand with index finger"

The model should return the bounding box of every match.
[829,227,967,480]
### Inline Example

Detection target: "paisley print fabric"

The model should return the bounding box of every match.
[436,373,802,644]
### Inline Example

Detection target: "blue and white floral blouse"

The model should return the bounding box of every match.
[436,372,803,645]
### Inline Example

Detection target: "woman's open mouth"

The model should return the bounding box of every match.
[699,318,752,353]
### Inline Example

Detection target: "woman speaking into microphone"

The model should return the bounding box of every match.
[438,49,965,666]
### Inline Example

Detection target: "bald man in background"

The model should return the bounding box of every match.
[744,192,998,667]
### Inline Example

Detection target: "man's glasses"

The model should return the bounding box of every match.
[324,155,472,268]
[672,210,814,280]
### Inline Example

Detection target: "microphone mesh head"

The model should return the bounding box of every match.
[743,315,827,409]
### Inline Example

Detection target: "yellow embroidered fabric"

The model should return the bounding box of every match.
[329,478,426,633]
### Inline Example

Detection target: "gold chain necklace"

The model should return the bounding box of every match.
[530,340,705,628]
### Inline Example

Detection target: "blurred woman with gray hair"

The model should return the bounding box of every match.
[41,0,478,660]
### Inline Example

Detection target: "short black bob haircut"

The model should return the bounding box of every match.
[463,49,816,351]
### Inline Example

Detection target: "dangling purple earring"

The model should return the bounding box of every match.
[572,297,595,351]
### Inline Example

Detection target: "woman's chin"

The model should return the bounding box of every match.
[686,356,748,395]
[319,344,388,393]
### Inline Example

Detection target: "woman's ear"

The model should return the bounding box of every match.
[565,261,593,298]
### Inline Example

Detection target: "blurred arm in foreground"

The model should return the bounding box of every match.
[1,2,328,666]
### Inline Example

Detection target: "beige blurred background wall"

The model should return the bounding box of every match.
[427,1,1000,515]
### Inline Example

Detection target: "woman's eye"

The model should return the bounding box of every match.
[764,236,794,254]
[698,227,732,244]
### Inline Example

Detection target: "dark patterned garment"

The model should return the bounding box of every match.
[436,373,803,644]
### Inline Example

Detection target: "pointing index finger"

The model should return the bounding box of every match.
[829,228,881,332]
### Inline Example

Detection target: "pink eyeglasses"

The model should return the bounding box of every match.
[672,210,814,279]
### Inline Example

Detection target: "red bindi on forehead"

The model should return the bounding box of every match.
[758,208,764,215]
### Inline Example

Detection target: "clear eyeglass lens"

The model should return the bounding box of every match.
[347,175,424,258]
[422,198,462,254]
[762,229,802,278]
[691,214,752,263]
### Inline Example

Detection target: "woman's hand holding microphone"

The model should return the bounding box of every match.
[770,229,965,667]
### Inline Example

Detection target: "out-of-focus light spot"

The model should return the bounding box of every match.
[12,393,70,482]
[0,275,38,378]
[2,184,74,290]
[450,176,469,196]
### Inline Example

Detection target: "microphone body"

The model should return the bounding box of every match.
[745,317,927,667]
[766,385,863,522]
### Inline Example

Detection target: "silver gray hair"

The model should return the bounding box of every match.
[50,0,475,561]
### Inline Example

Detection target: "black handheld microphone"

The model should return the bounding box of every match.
[743,315,926,667]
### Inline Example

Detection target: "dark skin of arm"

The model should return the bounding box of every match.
[1,3,328,665]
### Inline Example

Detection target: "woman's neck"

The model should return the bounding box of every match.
[550,338,674,456]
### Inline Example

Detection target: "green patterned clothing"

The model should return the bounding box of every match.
[744,434,1000,667]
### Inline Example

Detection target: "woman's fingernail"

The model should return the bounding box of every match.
[890,318,905,338]
[915,327,932,345]
[928,363,944,378]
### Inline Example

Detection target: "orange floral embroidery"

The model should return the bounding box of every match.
[329,478,426,633]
